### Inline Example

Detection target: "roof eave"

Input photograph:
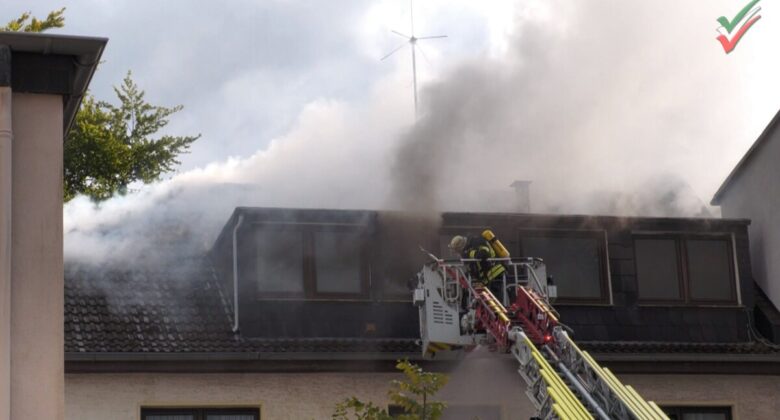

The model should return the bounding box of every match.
[0,31,107,138]
[65,351,421,362]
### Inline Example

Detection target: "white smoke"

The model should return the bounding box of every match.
[65,0,780,265]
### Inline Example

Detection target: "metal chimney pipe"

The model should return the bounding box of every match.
[0,44,12,420]
[511,180,532,213]
[231,214,244,333]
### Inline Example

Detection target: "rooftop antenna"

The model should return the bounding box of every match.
[381,0,447,117]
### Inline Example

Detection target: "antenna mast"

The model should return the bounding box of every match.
[381,0,447,117]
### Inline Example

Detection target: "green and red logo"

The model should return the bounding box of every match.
[717,0,762,54]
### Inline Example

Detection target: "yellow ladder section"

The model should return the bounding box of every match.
[563,336,668,420]
[522,336,594,420]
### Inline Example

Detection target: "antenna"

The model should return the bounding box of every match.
[381,0,447,117]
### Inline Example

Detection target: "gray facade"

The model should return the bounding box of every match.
[713,109,780,323]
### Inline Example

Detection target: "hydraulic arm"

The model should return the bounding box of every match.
[412,256,669,420]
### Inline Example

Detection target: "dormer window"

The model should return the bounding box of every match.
[254,224,368,300]
[313,230,363,295]
[256,228,304,295]
[634,234,738,305]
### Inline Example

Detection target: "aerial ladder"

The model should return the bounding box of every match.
[412,234,670,420]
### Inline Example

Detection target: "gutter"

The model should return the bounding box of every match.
[64,351,421,363]
[591,352,780,364]
[232,214,244,332]
[0,44,12,420]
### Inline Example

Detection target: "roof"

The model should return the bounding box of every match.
[711,107,780,205]
[0,32,107,136]
[65,260,419,358]
[65,260,243,354]
[64,206,775,372]
[65,256,780,362]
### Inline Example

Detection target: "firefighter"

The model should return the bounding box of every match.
[449,234,506,295]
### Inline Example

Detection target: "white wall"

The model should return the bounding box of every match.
[10,93,64,420]
[66,371,400,420]
[625,373,780,420]
[719,120,780,309]
[65,368,780,420]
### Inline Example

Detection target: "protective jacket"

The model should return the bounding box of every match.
[462,235,506,283]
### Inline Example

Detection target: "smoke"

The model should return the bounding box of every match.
[388,0,749,217]
[67,0,758,266]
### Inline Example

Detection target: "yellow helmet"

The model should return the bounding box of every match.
[449,235,467,253]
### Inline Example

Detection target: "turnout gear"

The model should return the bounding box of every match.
[460,235,506,284]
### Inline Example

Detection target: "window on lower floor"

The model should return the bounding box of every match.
[442,404,501,420]
[141,407,260,420]
[519,230,609,303]
[635,235,737,305]
[389,404,501,419]
[661,405,732,420]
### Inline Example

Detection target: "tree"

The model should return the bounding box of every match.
[1,8,65,32]
[333,360,449,420]
[64,74,199,201]
[3,9,199,202]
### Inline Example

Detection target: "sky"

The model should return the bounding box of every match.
[3,1,780,263]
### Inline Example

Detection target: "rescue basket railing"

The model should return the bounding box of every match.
[430,256,554,306]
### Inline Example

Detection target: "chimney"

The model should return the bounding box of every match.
[511,180,531,213]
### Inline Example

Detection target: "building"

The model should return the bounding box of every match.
[64,207,780,419]
[0,32,105,420]
[712,108,780,342]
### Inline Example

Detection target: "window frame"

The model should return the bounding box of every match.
[517,228,612,305]
[633,234,686,303]
[661,405,733,420]
[141,406,261,420]
[634,233,739,306]
[309,225,370,299]
[252,222,370,301]
[253,224,307,300]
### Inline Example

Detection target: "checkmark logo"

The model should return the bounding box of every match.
[716,0,762,54]
[717,0,761,33]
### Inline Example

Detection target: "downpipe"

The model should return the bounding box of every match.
[0,44,12,420]
[231,214,244,333]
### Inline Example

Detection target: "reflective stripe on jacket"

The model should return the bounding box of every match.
[466,243,506,282]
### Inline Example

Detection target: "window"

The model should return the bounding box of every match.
[389,404,501,420]
[635,235,737,305]
[661,406,732,420]
[256,229,304,295]
[442,405,501,420]
[254,225,367,299]
[519,230,609,303]
[635,238,682,300]
[313,231,363,294]
[687,239,735,301]
[142,407,260,420]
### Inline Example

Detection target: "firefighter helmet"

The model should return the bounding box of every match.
[449,235,467,253]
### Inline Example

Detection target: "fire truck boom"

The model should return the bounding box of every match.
[412,255,669,420]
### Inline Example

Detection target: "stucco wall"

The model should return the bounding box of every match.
[65,367,780,420]
[625,373,780,420]
[10,93,64,420]
[65,371,401,420]
[719,121,780,309]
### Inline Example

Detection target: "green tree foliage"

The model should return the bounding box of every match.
[3,9,199,202]
[333,360,449,420]
[1,8,65,32]
[64,74,199,201]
